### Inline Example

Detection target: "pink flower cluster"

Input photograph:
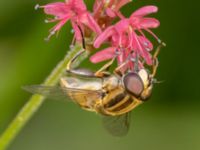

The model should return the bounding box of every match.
[36,0,161,73]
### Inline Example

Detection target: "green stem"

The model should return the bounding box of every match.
[0,44,86,150]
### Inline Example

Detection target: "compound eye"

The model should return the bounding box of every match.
[123,72,144,97]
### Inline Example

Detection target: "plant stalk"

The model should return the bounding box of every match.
[0,44,86,150]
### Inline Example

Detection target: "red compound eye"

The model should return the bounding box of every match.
[123,72,144,97]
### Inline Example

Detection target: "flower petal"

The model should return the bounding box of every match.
[51,18,69,32]
[138,18,160,29]
[138,36,153,51]
[106,8,116,18]
[131,5,158,17]
[71,22,82,41]
[94,26,115,48]
[67,0,87,12]
[132,32,152,65]
[78,13,101,34]
[115,0,132,11]
[93,0,104,18]
[114,19,129,33]
[42,2,70,19]
[90,47,116,63]
[93,0,102,12]
[86,13,102,34]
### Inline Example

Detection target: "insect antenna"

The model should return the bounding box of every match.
[135,51,140,72]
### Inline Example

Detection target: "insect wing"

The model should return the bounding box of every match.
[23,85,103,102]
[102,113,131,137]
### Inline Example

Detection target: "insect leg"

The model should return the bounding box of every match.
[151,42,166,78]
[76,24,86,49]
[66,49,86,71]
[66,22,87,73]
[113,60,129,76]
[94,58,115,77]
[113,51,138,76]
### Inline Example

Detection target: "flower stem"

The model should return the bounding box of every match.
[0,44,87,150]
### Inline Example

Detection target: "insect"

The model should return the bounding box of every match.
[24,42,165,136]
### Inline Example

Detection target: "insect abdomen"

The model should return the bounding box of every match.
[97,88,135,116]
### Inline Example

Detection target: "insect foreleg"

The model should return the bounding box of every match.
[94,58,115,77]
[113,60,129,77]
[150,42,166,78]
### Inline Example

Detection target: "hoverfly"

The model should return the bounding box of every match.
[24,41,165,136]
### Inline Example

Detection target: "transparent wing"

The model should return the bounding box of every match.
[23,85,103,102]
[102,113,131,137]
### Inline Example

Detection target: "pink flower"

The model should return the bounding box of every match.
[36,0,101,41]
[105,0,132,18]
[94,0,131,18]
[90,5,160,72]
[93,0,131,29]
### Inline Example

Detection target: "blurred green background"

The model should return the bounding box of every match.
[0,0,200,150]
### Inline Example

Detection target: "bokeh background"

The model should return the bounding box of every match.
[0,0,200,150]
